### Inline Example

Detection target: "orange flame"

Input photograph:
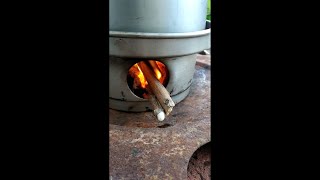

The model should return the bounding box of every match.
[129,61,167,91]
[153,67,162,80]
[134,64,148,88]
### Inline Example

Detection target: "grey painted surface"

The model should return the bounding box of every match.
[109,28,211,58]
[110,0,207,33]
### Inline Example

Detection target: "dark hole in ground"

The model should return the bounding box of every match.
[187,142,211,180]
[157,123,171,128]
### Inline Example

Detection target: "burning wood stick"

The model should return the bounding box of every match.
[148,60,167,84]
[143,88,165,121]
[138,61,175,115]
[148,60,162,78]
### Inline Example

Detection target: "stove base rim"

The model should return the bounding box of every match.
[109,86,191,112]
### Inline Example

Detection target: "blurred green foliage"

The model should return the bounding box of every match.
[207,0,211,21]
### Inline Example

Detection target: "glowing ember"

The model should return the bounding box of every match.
[155,61,167,84]
[154,69,162,79]
[149,60,162,80]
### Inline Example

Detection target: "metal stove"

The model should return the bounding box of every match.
[109,0,211,179]
[109,22,210,112]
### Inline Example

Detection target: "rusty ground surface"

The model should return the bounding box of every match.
[109,54,211,180]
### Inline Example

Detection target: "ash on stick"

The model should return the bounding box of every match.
[143,88,165,121]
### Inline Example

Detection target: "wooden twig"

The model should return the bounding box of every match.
[148,60,165,84]
[143,88,165,121]
[148,60,161,77]
[138,61,175,115]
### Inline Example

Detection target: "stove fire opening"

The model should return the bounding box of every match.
[127,60,169,99]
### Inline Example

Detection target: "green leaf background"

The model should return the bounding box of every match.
[207,0,211,21]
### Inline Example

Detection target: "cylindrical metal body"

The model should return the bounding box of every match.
[109,23,210,112]
[110,0,208,33]
[109,24,210,112]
